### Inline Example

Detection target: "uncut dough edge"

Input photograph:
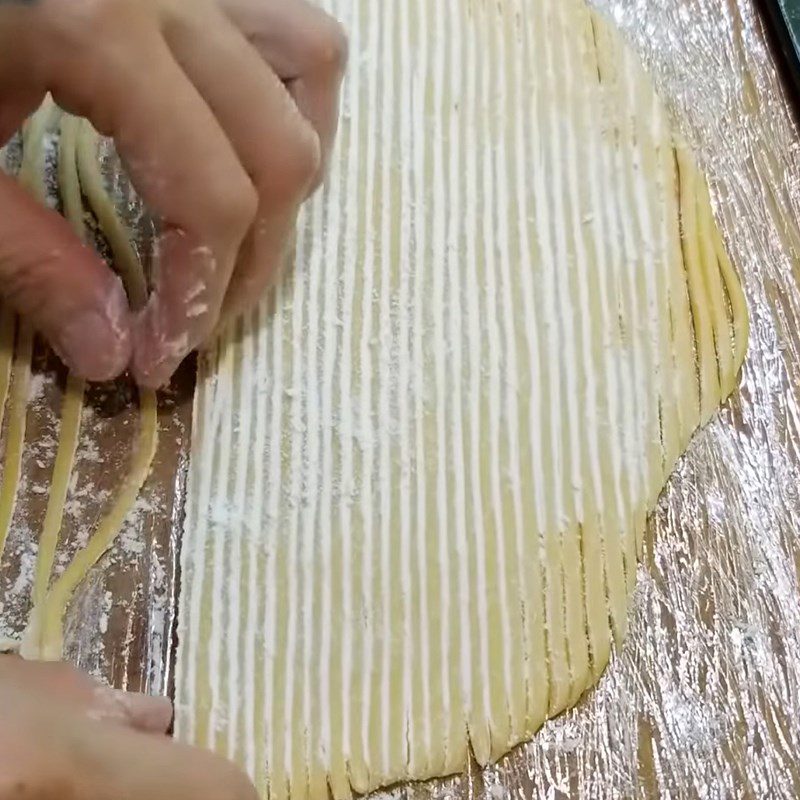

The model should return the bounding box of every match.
[173,4,749,800]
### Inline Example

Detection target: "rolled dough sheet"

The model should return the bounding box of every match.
[174,1,748,798]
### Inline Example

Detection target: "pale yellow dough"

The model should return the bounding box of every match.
[170,2,748,798]
[0,101,58,564]
[32,114,87,612]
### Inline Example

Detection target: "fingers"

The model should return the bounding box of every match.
[218,215,294,326]
[1,1,345,384]
[88,685,174,734]
[0,661,256,800]
[163,9,319,216]
[86,723,260,800]
[46,11,257,387]
[0,23,131,381]
[0,171,132,380]
[164,9,320,341]
[221,0,348,181]
[0,657,172,734]
[0,656,95,703]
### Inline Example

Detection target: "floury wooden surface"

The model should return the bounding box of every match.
[0,343,192,694]
[0,132,191,694]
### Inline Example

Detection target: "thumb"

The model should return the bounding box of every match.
[0,170,132,380]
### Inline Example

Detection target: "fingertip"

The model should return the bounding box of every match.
[131,695,174,735]
[130,332,185,390]
[53,317,131,382]
[131,228,223,389]
[50,277,133,381]
[0,176,133,380]
[130,291,199,390]
[93,688,173,735]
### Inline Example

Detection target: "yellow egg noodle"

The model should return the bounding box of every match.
[0,102,158,661]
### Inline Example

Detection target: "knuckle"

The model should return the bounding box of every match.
[210,176,259,242]
[65,0,137,33]
[310,15,350,75]
[41,0,137,51]
[258,126,321,206]
[38,1,157,134]
[45,41,140,137]
[291,128,323,191]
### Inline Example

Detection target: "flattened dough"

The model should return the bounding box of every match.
[174,2,748,798]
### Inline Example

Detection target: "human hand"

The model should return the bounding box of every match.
[0,0,347,386]
[0,656,259,799]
